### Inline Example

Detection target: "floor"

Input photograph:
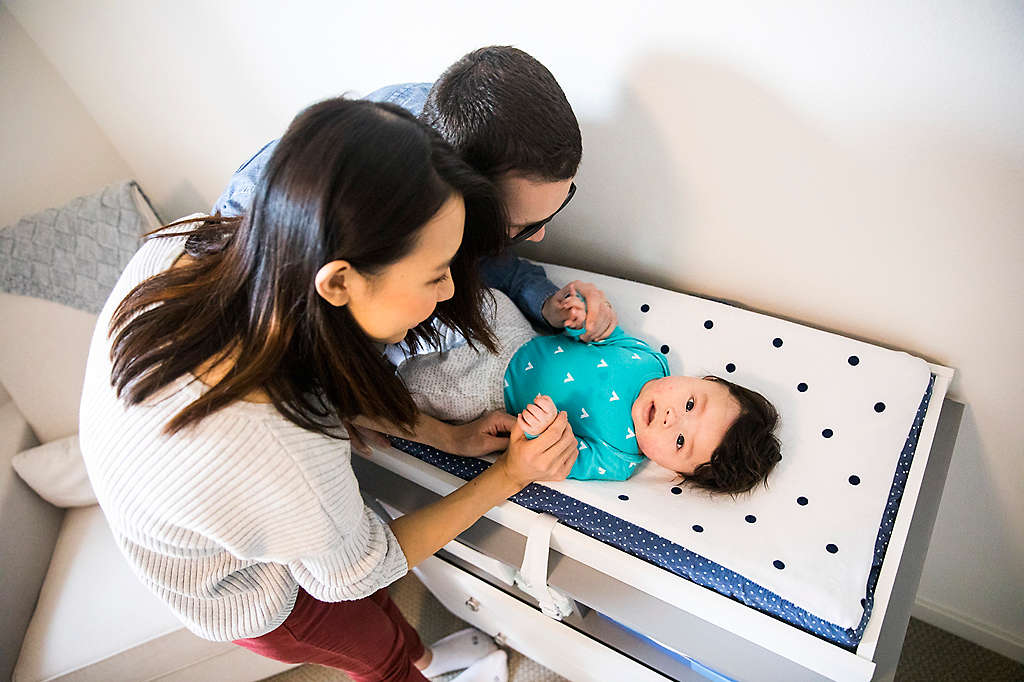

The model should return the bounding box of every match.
[266,573,1023,682]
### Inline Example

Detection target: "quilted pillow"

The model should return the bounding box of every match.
[0,181,162,442]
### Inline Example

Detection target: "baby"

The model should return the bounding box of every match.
[399,289,781,494]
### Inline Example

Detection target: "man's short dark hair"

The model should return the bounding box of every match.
[421,46,582,182]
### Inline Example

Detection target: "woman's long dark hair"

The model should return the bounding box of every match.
[109,98,506,436]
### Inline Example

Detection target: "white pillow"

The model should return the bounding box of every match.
[12,434,97,507]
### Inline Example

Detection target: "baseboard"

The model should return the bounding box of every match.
[912,597,1024,664]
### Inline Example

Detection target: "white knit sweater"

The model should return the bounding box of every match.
[78,226,408,641]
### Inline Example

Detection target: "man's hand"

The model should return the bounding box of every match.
[445,410,517,457]
[541,280,618,342]
[344,420,391,457]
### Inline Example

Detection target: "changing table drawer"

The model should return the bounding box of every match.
[414,553,676,682]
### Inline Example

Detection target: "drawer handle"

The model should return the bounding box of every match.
[493,632,508,647]
[465,597,480,612]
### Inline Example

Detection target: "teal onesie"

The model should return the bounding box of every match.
[503,324,670,481]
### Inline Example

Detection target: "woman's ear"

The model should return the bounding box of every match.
[315,260,354,307]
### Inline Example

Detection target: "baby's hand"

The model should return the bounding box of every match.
[542,283,587,329]
[518,395,558,440]
[558,285,587,330]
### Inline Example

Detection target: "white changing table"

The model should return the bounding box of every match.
[352,267,962,682]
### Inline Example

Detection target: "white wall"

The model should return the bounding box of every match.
[0,4,132,226]
[7,0,1023,661]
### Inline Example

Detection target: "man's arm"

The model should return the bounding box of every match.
[212,139,279,217]
[480,252,560,327]
[351,410,515,458]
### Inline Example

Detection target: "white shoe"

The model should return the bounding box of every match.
[449,649,508,682]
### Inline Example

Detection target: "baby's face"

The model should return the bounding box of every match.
[632,376,741,475]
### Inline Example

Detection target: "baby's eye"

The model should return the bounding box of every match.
[676,434,685,449]
[685,397,694,412]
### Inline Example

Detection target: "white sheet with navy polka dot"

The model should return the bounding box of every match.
[391,375,929,648]
[391,263,934,646]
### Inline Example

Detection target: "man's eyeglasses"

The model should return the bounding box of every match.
[508,183,576,245]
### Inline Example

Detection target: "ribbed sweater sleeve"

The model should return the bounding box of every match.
[78,221,408,641]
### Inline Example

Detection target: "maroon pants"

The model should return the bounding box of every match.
[234,587,427,682]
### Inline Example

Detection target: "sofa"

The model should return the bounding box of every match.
[1,182,296,681]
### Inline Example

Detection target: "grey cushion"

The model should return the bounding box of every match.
[0,181,163,441]
[0,181,159,314]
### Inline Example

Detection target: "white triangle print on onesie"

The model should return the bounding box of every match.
[597,358,608,368]
[554,346,564,354]
[525,362,533,371]
[626,427,635,439]
[598,467,606,475]
[609,391,620,402]
[580,407,589,419]
[564,372,574,383]
[630,353,642,360]
[579,440,588,450]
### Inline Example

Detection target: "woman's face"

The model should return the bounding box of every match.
[344,193,464,344]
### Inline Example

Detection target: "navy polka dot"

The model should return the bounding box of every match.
[849,475,861,486]
[660,345,670,354]
[745,514,757,524]
[692,524,704,533]
[704,320,713,329]
[773,560,786,570]
[822,428,834,438]
[797,496,808,506]
[874,402,886,413]
[772,337,783,348]
[826,544,839,554]
[848,355,860,366]
[797,382,808,392]
[640,304,650,313]
[670,487,682,495]
[725,363,736,373]
[618,494,629,500]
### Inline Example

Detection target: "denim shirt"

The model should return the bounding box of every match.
[212,83,559,358]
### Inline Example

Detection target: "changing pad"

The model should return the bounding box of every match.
[392,262,932,642]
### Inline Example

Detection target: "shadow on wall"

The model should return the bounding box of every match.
[158,179,206,224]
[519,50,907,339]
[518,50,1024,652]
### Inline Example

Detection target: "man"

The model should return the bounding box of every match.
[215,46,617,361]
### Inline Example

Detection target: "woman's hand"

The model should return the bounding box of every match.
[541,280,618,342]
[389,411,577,569]
[445,410,517,456]
[496,410,578,490]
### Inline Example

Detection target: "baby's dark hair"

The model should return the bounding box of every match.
[682,376,782,495]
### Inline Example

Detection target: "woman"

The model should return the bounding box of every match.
[79,98,578,682]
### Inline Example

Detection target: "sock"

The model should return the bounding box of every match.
[419,627,498,678]
[449,649,507,682]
